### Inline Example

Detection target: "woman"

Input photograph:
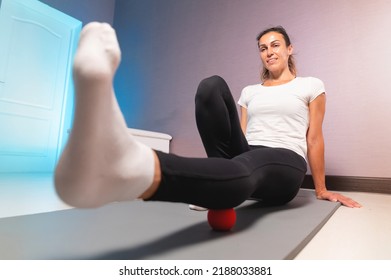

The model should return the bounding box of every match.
[55,22,361,209]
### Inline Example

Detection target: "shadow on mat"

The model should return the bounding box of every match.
[90,194,312,260]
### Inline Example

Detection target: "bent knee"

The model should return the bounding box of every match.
[195,75,227,103]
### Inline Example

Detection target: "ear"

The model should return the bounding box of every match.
[287,44,293,55]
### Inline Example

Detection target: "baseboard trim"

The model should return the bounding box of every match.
[301,175,391,195]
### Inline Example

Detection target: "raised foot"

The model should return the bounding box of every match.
[73,22,121,81]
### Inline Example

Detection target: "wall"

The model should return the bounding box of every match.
[115,0,390,179]
[113,0,261,154]
[40,0,115,25]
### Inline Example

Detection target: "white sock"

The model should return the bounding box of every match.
[117,140,155,201]
[55,22,155,207]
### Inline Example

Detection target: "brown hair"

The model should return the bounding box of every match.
[256,26,297,81]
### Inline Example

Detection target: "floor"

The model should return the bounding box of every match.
[0,174,390,259]
[0,174,72,219]
[295,191,391,259]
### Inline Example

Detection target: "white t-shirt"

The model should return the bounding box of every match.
[238,77,325,160]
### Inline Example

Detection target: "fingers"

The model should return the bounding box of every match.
[317,191,362,208]
[332,193,362,208]
[338,196,362,208]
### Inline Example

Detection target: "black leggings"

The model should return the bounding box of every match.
[149,76,307,209]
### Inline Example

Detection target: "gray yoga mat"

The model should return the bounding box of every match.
[0,189,339,260]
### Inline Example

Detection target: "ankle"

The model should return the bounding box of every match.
[139,152,161,200]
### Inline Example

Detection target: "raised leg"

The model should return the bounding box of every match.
[55,22,160,208]
[195,76,249,158]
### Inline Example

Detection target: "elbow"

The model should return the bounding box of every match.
[307,135,324,150]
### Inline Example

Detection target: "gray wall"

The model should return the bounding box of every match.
[113,0,391,179]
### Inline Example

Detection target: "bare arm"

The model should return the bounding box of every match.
[307,94,361,208]
[307,94,327,195]
[240,106,248,134]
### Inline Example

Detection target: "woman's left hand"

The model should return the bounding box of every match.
[316,190,362,208]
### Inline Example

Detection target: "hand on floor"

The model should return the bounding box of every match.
[316,190,362,208]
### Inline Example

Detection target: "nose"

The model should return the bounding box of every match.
[266,47,274,57]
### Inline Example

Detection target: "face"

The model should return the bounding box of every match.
[258,31,293,74]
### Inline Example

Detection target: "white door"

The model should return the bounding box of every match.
[0,0,81,173]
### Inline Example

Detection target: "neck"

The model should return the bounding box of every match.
[264,71,295,86]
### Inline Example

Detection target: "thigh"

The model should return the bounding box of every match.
[149,148,306,209]
[149,151,257,209]
[234,147,307,205]
[195,75,249,158]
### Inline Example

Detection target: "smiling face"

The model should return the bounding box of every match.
[258,31,293,77]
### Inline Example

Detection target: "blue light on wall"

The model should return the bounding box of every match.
[112,0,147,129]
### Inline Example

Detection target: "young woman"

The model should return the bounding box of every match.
[55,22,361,210]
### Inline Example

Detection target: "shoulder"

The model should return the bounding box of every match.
[296,76,325,95]
[294,76,322,83]
[296,76,324,87]
[238,83,262,107]
[242,83,262,92]
[240,83,263,98]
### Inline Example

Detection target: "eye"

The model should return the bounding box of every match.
[272,43,280,49]
[259,47,266,52]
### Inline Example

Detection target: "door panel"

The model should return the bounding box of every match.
[0,0,81,173]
